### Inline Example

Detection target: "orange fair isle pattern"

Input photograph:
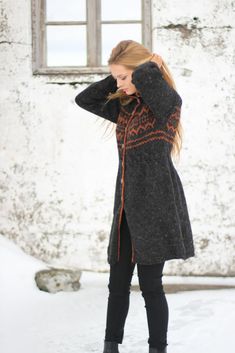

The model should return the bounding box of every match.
[116,104,181,151]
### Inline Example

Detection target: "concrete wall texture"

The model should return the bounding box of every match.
[0,0,234,275]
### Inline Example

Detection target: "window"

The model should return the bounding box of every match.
[32,0,152,75]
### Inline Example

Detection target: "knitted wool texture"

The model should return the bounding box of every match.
[75,61,195,265]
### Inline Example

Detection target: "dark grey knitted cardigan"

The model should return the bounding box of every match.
[75,61,195,265]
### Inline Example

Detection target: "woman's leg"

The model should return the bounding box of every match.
[104,210,135,343]
[137,262,168,350]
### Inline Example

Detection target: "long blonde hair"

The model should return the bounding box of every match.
[104,40,183,159]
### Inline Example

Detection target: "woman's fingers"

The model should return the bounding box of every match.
[150,53,163,68]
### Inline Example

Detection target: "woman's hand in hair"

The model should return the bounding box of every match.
[150,53,163,69]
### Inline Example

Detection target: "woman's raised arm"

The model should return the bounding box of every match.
[75,75,120,124]
[131,61,182,125]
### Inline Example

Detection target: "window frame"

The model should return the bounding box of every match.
[31,0,152,75]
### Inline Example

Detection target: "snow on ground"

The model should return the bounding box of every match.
[1,234,235,353]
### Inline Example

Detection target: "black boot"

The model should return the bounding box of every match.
[149,347,167,353]
[103,341,119,353]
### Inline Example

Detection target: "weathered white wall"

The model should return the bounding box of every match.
[152,0,235,276]
[0,0,234,275]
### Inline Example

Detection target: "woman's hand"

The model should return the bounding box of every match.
[150,53,163,69]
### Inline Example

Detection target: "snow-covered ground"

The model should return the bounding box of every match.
[1,235,235,353]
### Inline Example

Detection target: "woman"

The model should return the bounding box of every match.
[75,40,195,353]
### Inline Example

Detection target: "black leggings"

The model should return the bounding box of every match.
[104,210,168,350]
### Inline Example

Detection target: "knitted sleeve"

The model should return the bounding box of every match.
[75,75,120,124]
[131,61,182,125]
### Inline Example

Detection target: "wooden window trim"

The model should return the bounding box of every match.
[31,0,152,75]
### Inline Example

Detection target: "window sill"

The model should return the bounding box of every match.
[33,66,110,76]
